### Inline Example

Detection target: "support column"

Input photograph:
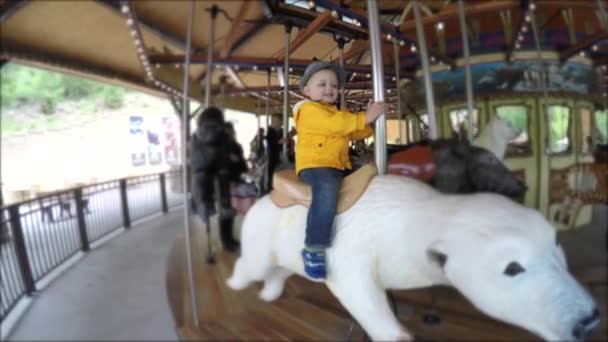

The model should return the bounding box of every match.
[393,36,403,143]
[413,0,438,139]
[458,0,475,141]
[282,23,292,161]
[367,0,387,174]
[181,0,199,326]
[204,5,219,108]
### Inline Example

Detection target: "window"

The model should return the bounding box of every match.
[547,105,571,154]
[407,118,415,143]
[495,105,530,155]
[579,107,593,154]
[420,113,429,139]
[595,109,608,144]
[448,108,479,138]
[386,119,406,144]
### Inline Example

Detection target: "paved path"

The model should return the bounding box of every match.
[8,210,182,341]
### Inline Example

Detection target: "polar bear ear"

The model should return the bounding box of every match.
[427,240,448,269]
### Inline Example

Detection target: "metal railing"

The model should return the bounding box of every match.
[0,170,184,323]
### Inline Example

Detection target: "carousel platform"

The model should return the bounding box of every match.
[166,207,607,341]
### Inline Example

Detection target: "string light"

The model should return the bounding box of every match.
[120,1,184,96]
[435,22,444,31]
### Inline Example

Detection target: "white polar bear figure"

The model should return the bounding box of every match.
[227,175,599,341]
[473,116,521,161]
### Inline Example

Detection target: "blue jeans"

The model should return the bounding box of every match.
[299,167,345,248]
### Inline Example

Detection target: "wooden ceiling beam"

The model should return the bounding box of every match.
[276,10,333,61]
[225,66,281,105]
[225,80,399,95]
[559,32,608,63]
[229,19,270,56]
[274,2,368,40]
[96,0,190,51]
[317,1,454,68]
[342,39,369,62]
[0,0,30,24]
[149,54,411,77]
[219,1,253,59]
[400,1,518,32]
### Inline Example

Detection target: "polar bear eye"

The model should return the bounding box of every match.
[504,261,525,276]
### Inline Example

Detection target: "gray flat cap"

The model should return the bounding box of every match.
[299,61,345,92]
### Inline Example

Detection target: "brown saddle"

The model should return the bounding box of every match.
[270,163,378,214]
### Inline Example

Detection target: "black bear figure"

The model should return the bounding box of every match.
[190,106,240,252]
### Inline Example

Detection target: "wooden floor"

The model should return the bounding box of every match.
[166,212,607,341]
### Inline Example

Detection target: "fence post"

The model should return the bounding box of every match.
[120,179,131,228]
[8,205,36,295]
[74,188,90,251]
[160,173,168,213]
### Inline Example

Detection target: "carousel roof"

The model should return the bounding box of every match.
[1,0,607,115]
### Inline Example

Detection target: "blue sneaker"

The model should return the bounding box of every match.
[301,248,327,280]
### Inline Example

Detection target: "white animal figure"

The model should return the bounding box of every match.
[227,175,599,341]
[473,116,521,161]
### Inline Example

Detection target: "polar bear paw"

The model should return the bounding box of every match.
[259,285,283,302]
[226,259,252,291]
[397,331,413,341]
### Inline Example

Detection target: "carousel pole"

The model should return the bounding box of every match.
[367,0,387,174]
[256,95,262,131]
[458,0,475,141]
[413,0,438,139]
[530,3,552,216]
[266,68,271,128]
[180,0,199,327]
[204,6,218,107]
[414,0,441,326]
[202,5,219,264]
[337,36,347,109]
[598,0,608,32]
[264,68,272,194]
[393,36,403,143]
[219,75,226,109]
[282,23,292,162]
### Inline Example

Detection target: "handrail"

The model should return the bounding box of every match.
[0,169,184,325]
[0,169,181,211]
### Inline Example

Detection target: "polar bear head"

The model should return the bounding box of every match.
[491,116,521,142]
[426,196,599,341]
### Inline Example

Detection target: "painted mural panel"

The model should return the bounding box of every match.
[427,60,597,100]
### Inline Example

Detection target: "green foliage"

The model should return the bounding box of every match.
[0,63,128,112]
[40,97,56,115]
[496,105,528,134]
[103,87,124,108]
[547,105,570,153]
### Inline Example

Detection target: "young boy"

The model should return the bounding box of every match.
[293,61,386,280]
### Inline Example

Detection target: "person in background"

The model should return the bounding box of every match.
[264,114,284,194]
[190,107,240,252]
[224,122,248,184]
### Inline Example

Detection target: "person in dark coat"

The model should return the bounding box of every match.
[264,114,283,194]
[190,107,239,252]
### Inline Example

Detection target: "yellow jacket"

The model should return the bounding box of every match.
[293,100,373,174]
